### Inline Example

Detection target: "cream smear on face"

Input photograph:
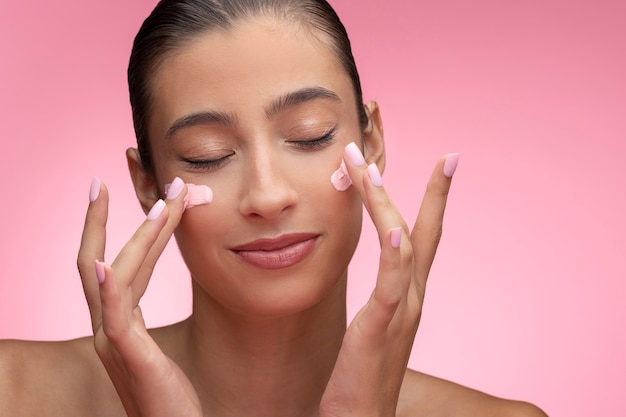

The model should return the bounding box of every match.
[164,183,213,209]
[330,160,352,191]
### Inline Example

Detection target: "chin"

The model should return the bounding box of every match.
[188,250,351,321]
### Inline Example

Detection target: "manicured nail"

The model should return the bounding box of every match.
[166,177,185,200]
[367,163,383,187]
[443,153,460,178]
[89,177,101,202]
[147,199,166,220]
[390,227,402,248]
[95,260,106,284]
[345,142,366,167]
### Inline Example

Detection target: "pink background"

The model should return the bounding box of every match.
[1,0,625,415]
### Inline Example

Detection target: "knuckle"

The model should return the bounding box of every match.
[102,321,130,346]
[76,255,92,276]
[375,287,402,309]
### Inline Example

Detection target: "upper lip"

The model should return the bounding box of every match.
[231,233,319,251]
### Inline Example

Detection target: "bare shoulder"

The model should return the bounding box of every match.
[398,369,548,417]
[0,337,123,417]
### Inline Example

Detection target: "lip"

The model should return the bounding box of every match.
[231,233,319,270]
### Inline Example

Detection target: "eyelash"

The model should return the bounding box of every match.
[290,127,337,150]
[181,127,337,170]
[182,154,233,171]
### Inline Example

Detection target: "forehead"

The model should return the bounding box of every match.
[148,17,353,138]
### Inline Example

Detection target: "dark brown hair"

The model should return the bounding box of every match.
[128,0,368,172]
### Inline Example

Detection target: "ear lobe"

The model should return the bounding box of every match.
[363,100,386,174]
[126,147,158,214]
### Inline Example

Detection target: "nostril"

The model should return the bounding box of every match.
[239,179,298,220]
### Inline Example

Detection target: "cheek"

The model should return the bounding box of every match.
[302,158,363,256]
[172,198,232,271]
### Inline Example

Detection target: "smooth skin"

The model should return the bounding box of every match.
[0,17,547,417]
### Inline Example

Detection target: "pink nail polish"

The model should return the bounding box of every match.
[95,260,106,284]
[164,183,213,209]
[147,199,166,220]
[367,163,383,187]
[89,177,101,202]
[166,177,184,200]
[390,227,402,248]
[345,142,366,167]
[443,153,460,178]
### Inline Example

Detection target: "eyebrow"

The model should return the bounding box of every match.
[264,86,342,119]
[164,86,341,140]
[164,111,236,140]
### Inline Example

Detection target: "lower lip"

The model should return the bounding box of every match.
[233,238,317,270]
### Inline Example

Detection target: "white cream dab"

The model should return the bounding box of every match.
[164,183,213,209]
[330,160,352,191]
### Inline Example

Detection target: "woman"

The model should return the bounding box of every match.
[0,0,547,415]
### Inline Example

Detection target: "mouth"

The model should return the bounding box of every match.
[231,233,319,270]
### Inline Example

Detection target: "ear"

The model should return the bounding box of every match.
[126,147,159,215]
[362,100,386,174]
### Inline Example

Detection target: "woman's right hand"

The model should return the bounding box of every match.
[77,177,202,417]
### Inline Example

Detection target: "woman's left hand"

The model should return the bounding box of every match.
[320,143,458,417]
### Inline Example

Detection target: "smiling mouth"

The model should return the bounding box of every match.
[231,233,319,270]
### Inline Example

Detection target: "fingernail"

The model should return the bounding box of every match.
[95,260,106,284]
[89,177,101,202]
[345,142,366,167]
[443,153,460,178]
[330,160,352,191]
[367,163,383,187]
[147,199,166,220]
[166,177,185,200]
[390,227,402,248]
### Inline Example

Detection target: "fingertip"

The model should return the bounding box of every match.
[88,177,110,209]
[146,199,167,221]
[165,177,185,200]
[443,153,460,178]
[390,227,402,248]
[367,163,383,187]
[95,260,106,284]
[89,177,101,202]
[345,142,366,167]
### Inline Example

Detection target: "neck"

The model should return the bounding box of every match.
[175,275,348,417]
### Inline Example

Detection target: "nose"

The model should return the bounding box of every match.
[238,148,299,220]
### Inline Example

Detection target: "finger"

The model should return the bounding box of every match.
[342,142,408,247]
[411,153,458,298]
[356,227,404,338]
[130,178,189,298]
[77,177,108,329]
[95,261,150,364]
[111,177,187,301]
[342,142,414,294]
[110,198,170,293]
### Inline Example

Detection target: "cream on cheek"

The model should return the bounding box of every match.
[164,182,213,209]
[330,159,352,191]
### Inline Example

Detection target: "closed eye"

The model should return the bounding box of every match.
[181,153,234,171]
[289,126,337,150]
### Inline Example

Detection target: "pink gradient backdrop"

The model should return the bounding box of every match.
[1,0,624,415]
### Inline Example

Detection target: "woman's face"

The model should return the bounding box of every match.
[138,18,380,317]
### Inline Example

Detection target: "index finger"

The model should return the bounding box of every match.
[341,142,408,245]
